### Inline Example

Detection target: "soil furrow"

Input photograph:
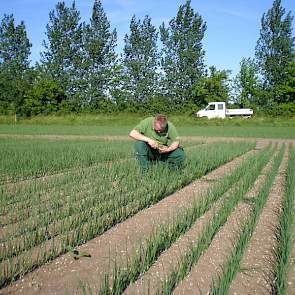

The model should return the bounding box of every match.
[0,142,263,295]
[228,147,288,294]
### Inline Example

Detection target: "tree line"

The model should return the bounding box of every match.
[0,0,294,117]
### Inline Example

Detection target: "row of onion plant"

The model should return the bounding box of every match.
[210,144,285,294]
[93,144,274,295]
[0,141,254,288]
[153,145,280,295]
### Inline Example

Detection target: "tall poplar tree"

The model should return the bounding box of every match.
[274,55,295,103]
[41,1,83,105]
[194,66,230,106]
[233,58,261,106]
[160,0,206,105]
[122,15,159,105]
[0,14,31,114]
[83,0,117,107]
[255,0,294,103]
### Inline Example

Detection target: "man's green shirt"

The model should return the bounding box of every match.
[133,117,179,146]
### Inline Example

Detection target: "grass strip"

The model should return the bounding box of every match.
[154,146,279,295]
[210,144,285,295]
[91,145,273,294]
[271,144,295,294]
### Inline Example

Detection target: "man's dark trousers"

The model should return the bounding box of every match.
[134,141,185,172]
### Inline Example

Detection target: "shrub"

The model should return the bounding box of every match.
[22,79,66,116]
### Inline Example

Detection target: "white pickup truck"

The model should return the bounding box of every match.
[196,102,253,119]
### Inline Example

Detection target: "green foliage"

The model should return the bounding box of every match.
[22,79,66,116]
[255,0,294,100]
[160,0,206,104]
[263,102,295,117]
[0,14,32,113]
[274,57,295,103]
[0,138,133,182]
[193,66,231,106]
[40,1,84,106]
[0,14,31,70]
[146,96,171,114]
[122,15,159,103]
[92,98,116,113]
[0,1,294,116]
[83,0,117,107]
[233,58,261,107]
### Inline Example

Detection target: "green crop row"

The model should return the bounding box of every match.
[92,144,274,295]
[0,141,254,287]
[0,142,253,261]
[0,138,133,183]
[211,144,285,294]
[2,138,205,184]
[272,144,295,294]
[0,141,203,224]
[154,145,280,295]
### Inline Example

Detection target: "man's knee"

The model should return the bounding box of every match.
[134,140,149,155]
[168,147,185,165]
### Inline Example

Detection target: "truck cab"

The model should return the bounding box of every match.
[196,102,226,119]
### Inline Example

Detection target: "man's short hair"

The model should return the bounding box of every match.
[155,114,168,131]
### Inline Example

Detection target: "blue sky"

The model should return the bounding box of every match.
[0,0,294,77]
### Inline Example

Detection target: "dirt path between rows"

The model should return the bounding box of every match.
[0,141,266,295]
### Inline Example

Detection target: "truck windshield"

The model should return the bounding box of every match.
[205,104,215,110]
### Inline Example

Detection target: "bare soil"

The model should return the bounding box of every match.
[0,139,265,295]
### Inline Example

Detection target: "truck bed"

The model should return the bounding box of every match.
[226,108,253,116]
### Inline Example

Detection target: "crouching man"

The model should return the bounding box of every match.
[129,114,185,173]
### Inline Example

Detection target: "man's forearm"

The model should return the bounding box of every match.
[129,129,150,142]
[168,141,179,152]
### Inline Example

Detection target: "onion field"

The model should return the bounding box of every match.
[0,135,295,295]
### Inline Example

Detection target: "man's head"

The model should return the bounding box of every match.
[154,114,168,133]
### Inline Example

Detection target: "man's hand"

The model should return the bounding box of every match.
[129,130,157,149]
[147,138,158,149]
[158,145,170,154]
